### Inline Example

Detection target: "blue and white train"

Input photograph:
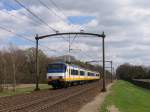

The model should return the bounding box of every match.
[47,62,100,88]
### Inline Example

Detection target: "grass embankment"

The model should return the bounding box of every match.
[100,80,150,112]
[0,84,51,97]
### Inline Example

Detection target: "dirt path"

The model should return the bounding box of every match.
[78,82,114,112]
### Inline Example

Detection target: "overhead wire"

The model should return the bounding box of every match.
[48,0,85,30]
[37,0,70,42]
[13,0,69,43]
[12,0,69,54]
[13,0,57,32]
[0,26,34,42]
[0,25,59,52]
[1,0,59,43]
[5,0,93,61]
[3,0,46,27]
[2,9,41,29]
[38,0,66,24]
[0,1,62,53]
[36,1,77,51]
[37,0,82,43]
[47,0,87,51]
[70,34,78,45]
[40,0,98,62]
[48,0,80,28]
[50,4,86,51]
[14,0,80,44]
[70,40,100,61]
[1,1,67,56]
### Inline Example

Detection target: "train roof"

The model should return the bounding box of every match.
[48,62,99,73]
[48,62,65,64]
[48,62,79,68]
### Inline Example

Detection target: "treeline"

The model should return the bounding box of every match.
[0,45,111,91]
[0,45,48,91]
[116,63,150,80]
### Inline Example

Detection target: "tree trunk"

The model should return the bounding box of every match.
[12,63,16,92]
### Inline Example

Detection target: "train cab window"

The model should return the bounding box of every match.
[48,63,66,73]
[80,71,85,76]
[71,69,78,75]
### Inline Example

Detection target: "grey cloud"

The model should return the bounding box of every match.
[1,0,150,67]
[130,0,150,9]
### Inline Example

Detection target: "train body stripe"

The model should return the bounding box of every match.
[64,77,99,81]
[48,77,100,82]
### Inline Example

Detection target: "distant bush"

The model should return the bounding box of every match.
[116,63,150,80]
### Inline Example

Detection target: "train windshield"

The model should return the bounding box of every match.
[48,63,66,73]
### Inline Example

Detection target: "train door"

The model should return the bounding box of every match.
[67,66,71,81]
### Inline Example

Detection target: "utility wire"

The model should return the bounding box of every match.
[46,0,85,44]
[39,0,96,60]
[1,3,56,51]
[48,0,85,30]
[7,0,91,59]
[13,0,78,44]
[3,9,40,28]
[3,7,53,37]
[3,1,69,54]
[3,0,44,27]
[37,0,83,31]
[3,0,57,38]
[13,0,69,42]
[70,34,78,45]
[48,0,75,26]
[71,44,99,60]
[37,0,69,42]
[0,26,34,42]
[38,0,65,23]
[0,26,57,52]
[14,0,57,32]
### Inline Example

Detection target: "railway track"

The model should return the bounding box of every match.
[0,81,100,112]
[29,85,96,112]
[0,89,63,109]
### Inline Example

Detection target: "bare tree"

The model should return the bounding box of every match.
[2,53,8,90]
[25,47,47,83]
[0,51,3,92]
[8,44,18,92]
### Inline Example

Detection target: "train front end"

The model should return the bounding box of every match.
[47,63,67,88]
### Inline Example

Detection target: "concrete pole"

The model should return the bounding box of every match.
[110,61,113,83]
[101,32,106,92]
[35,34,40,91]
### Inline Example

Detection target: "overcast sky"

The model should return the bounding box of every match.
[0,0,150,68]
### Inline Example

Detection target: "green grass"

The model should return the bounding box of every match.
[0,84,51,97]
[100,80,150,112]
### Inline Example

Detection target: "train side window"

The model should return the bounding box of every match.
[71,69,73,75]
[80,71,85,76]
[71,69,78,75]
[88,72,91,76]
[75,70,78,75]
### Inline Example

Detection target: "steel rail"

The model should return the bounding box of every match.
[0,83,95,112]
[29,85,97,112]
